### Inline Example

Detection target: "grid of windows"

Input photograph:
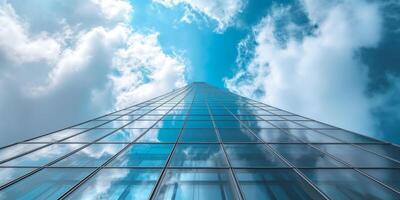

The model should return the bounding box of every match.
[0,82,400,199]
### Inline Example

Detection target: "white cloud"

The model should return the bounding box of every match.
[0,0,187,146]
[154,0,245,32]
[225,0,384,136]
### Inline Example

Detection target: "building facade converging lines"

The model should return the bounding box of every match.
[0,82,399,199]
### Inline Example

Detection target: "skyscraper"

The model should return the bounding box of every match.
[0,82,399,199]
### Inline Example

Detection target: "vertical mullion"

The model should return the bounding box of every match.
[148,85,198,200]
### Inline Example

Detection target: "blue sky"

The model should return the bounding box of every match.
[0,0,399,145]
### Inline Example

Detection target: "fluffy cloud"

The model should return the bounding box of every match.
[225,0,385,137]
[154,0,245,32]
[0,0,186,146]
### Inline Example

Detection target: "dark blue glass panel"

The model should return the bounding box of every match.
[358,144,400,161]
[0,168,92,199]
[155,169,239,200]
[363,169,400,191]
[138,129,181,143]
[215,120,243,128]
[224,144,286,167]
[302,169,400,200]
[236,169,323,200]
[110,144,173,167]
[184,120,214,128]
[170,144,228,167]
[179,129,218,142]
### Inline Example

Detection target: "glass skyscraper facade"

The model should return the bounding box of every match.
[0,82,399,200]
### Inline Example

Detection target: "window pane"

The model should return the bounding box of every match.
[236,169,323,200]
[316,129,381,143]
[1,144,83,166]
[358,144,400,161]
[272,144,344,167]
[0,143,46,162]
[63,129,114,142]
[218,128,260,142]
[0,168,92,199]
[67,169,161,200]
[285,129,341,143]
[363,169,400,191]
[73,120,107,128]
[28,129,85,142]
[54,144,126,167]
[155,169,239,200]
[224,144,286,167]
[187,115,211,120]
[138,129,181,143]
[170,144,228,167]
[215,120,243,128]
[154,120,185,128]
[269,121,304,128]
[251,129,300,143]
[179,129,218,142]
[0,167,35,186]
[125,121,157,129]
[294,121,333,129]
[315,144,400,167]
[99,129,146,142]
[243,121,275,128]
[302,169,400,200]
[185,120,214,128]
[110,144,173,167]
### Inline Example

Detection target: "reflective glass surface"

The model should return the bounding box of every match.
[224,144,286,167]
[316,129,381,143]
[67,169,161,200]
[251,129,300,143]
[236,169,323,200]
[170,144,228,167]
[155,169,239,200]
[99,129,146,142]
[302,169,400,200]
[285,129,341,143]
[0,168,92,199]
[179,128,218,142]
[0,143,46,162]
[63,129,114,142]
[111,144,173,167]
[218,128,260,142]
[137,129,181,143]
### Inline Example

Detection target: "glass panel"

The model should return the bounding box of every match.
[294,121,333,128]
[179,129,218,142]
[258,115,285,120]
[63,129,114,142]
[1,144,83,166]
[0,167,35,186]
[110,144,173,167]
[358,144,400,161]
[125,121,157,129]
[154,120,185,128]
[155,169,239,200]
[185,120,214,128]
[0,168,92,199]
[251,129,300,143]
[285,129,341,143]
[170,144,228,167]
[302,169,400,200]
[67,169,161,200]
[315,144,400,167]
[163,115,187,120]
[187,115,211,120]
[137,129,181,143]
[224,144,286,167]
[212,115,237,120]
[0,144,46,162]
[272,144,344,167]
[99,129,146,142]
[243,121,276,128]
[236,169,323,200]
[363,169,400,191]
[218,128,260,142]
[268,121,305,128]
[316,129,381,143]
[54,144,126,167]
[215,120,243,128]
[73,120,107,128]
[28,129,85,142]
